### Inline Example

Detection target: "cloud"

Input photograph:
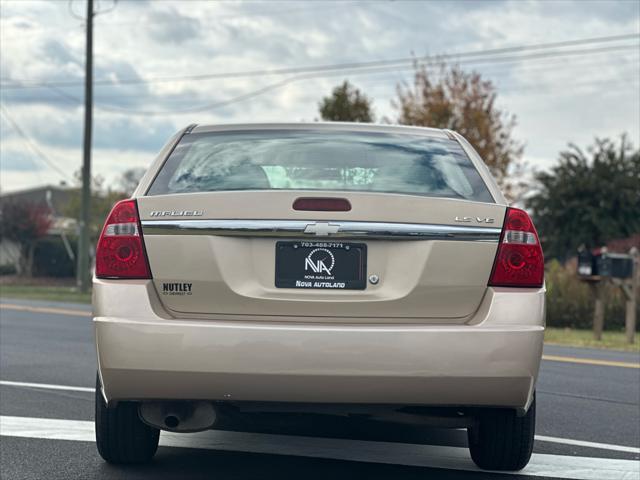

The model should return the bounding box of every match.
[0,148,45,172]
[2,104,176,154]
[0,0,638,193]
[41,38,80,67]
[145,6,201,45]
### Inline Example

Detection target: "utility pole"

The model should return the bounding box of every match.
[77,0,94,293]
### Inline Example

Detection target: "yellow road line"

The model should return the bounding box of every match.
[542,354,639,369]
[0,303,91,318]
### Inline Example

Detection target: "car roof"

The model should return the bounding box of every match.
[190,122,451,139]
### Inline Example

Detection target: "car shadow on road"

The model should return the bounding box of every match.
[99,446,516,480]
[96,415,493,480]
[214,411,469,446]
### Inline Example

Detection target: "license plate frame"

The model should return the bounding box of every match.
[275,241,367,290]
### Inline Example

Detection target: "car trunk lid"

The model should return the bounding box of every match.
[137,191,505,323]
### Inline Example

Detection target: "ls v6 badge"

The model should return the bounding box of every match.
[455,216,495,224]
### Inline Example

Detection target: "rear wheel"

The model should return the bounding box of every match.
[467,394,535,471]
[95,374,160,464]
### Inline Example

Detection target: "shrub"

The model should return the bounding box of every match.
[545,259,633,331]
[0,202,52,277]
[0,264,17,276]
[32,237,77,278]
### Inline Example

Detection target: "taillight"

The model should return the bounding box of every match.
[488,207,544,288]
[95,199,151,279]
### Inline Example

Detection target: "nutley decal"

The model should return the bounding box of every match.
[162,282,193,296]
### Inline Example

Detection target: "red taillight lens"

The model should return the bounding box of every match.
[488,207,544,288]
[95,199,151,279]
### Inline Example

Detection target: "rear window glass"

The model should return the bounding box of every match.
[147,130,493,202]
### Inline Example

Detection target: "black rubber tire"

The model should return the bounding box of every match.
[467,394,536,471]
[95,374,160,464]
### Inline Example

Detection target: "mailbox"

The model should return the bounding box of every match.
[596,253,633,279]
[578,250,633,279]
[577,250,594,276]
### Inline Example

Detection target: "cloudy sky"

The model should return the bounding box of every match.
[1,0,638,193]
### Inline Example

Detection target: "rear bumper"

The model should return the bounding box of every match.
[94,280,544,411]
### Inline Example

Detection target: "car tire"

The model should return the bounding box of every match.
[467,393,535,471]
[95,374,160,464]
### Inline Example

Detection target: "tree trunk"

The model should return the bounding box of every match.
[625,254,638,344]
[625,297,636,345]
[16,245,27,277]
[23,243,35,278]
[590,282,605,341]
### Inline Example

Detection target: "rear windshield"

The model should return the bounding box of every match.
[147,130,494,202]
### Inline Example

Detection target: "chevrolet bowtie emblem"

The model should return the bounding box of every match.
[304,222,340,236]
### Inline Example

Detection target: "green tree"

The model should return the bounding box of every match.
[0,202,52,276]
[64,190,126,244]
[119,167,146,196]
[527,135,640,260]
[393,62,523,191]
[64,171,126,244]
[319,81,375,123]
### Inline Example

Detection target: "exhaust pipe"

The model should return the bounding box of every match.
[139,401,217,432]
[163,414,180,429]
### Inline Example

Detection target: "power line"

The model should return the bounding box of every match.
[33,72,640,120]
[0,105,72,180]
[94,0,119,16]
[3,43,638,115]
[5,1,359,38]
[68,0,119,22]
[9,48,636,103]
[4,43,637,115]
[2,33,638,90]
[68,0,85,22]
[1,0,367,50]
[62,43,640,116]
[360,68,640,96]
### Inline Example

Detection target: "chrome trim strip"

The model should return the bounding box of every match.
[140,219,501,242]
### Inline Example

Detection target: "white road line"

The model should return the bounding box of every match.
[0,380,94,393]
[2,380,639,455]
[0,415,638,480]
[535,435,640,454]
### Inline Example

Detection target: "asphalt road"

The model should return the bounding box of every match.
[1,298,639,480]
